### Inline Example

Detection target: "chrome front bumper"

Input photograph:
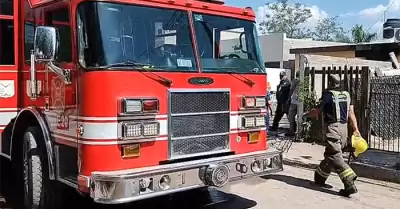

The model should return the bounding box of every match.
[90,149,283,204]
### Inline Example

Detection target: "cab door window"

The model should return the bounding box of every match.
[45,7,72,63]
[0,0,15,65]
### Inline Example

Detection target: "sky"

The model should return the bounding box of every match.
[226,0,400,37]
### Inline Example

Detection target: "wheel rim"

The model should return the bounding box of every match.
[23,134,33,208]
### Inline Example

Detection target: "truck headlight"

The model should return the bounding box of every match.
[242,96,266,109]
[255,97,266,108]
[120,98,159,114]
[255,116,266,127]
[143,122,160,136]
[118,122,160,139]
[240,115,266,129]
[242,117,256,128]
[122,123,142,138]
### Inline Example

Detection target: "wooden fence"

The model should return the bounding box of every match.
[302,66,371,143]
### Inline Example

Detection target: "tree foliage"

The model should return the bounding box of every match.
[351,24,377,43]
[258,0,312,38]
[259,0,377,43]
[312,16,349,42]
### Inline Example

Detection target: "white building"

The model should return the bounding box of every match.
[259,33,350,70]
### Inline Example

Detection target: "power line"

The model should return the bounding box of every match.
[366,0,396,32]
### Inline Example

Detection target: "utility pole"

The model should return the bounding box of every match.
[383,10,387,23]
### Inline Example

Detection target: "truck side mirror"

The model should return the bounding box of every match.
[34,26,58,62]
[33,26,71,84]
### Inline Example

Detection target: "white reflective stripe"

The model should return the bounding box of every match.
[50,115,261,140]
[329,90,341,122]
[0,108,18,111]
[343,91,351,111]
[0,112,17,126]
[53,134,168,145]
[230,115,238,129]
[329,90,351,122]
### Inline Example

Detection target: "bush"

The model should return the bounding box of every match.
[298,76,320,141]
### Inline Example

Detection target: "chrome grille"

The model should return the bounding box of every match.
[169,90,230,158]
[171,114,229,137]
[170,91,229,113]
[171,135,229,157]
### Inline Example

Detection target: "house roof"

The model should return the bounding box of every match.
[290,40,400,54]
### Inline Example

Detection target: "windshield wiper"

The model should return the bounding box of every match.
[226,70,255,87]
[102,61,173,87]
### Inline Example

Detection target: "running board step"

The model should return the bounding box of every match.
[58,175,78,189]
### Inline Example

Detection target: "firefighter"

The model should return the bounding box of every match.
[271,71,291,131]
[286,71,300,137]
[304,74,361,197]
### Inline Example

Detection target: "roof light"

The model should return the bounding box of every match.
[197,0,224,4]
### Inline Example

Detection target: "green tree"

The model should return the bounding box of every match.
[258,0,312,38]
[351,24,377,43]
[312,16,350,42]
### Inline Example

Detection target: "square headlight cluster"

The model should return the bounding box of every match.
[240,115,266,129]
[242,96,266,109]
[118,122,160,139]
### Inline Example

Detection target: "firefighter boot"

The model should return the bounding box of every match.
[314,170,330,188]
[339,169,358,197]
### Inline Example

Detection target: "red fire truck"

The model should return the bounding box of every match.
[0,0,283,208]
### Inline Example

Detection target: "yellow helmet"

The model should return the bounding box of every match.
[352,135,368,157]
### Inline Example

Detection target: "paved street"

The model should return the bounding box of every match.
[2,165,399,209]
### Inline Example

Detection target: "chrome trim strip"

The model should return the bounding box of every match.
[171,111,230,116]
[57,178,78,189]
[171,132,229,140]
[168,88,230,93]
[167,89,172,158]
[95,185,202,205]
[92,149,281,176]
[231,128,266,133]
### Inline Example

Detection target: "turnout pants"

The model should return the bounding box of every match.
[314,123,357,189]
[272,102,289,128]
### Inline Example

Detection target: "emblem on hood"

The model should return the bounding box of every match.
[188,77,214,85]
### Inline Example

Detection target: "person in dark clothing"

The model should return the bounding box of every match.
[271,71,291,131]
[304,74,361,197]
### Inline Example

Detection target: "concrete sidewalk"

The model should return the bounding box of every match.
[276,141,400,184]
[280,142,324,169]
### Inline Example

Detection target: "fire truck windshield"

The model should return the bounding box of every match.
[76,2,264,74]
[192,13,265,74]
[76,2,197,72]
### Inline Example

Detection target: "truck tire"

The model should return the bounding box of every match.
[22,126,61,209]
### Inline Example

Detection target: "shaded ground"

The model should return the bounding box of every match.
[2,165,400,209]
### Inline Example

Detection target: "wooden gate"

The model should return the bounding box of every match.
[300,66,371,143]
